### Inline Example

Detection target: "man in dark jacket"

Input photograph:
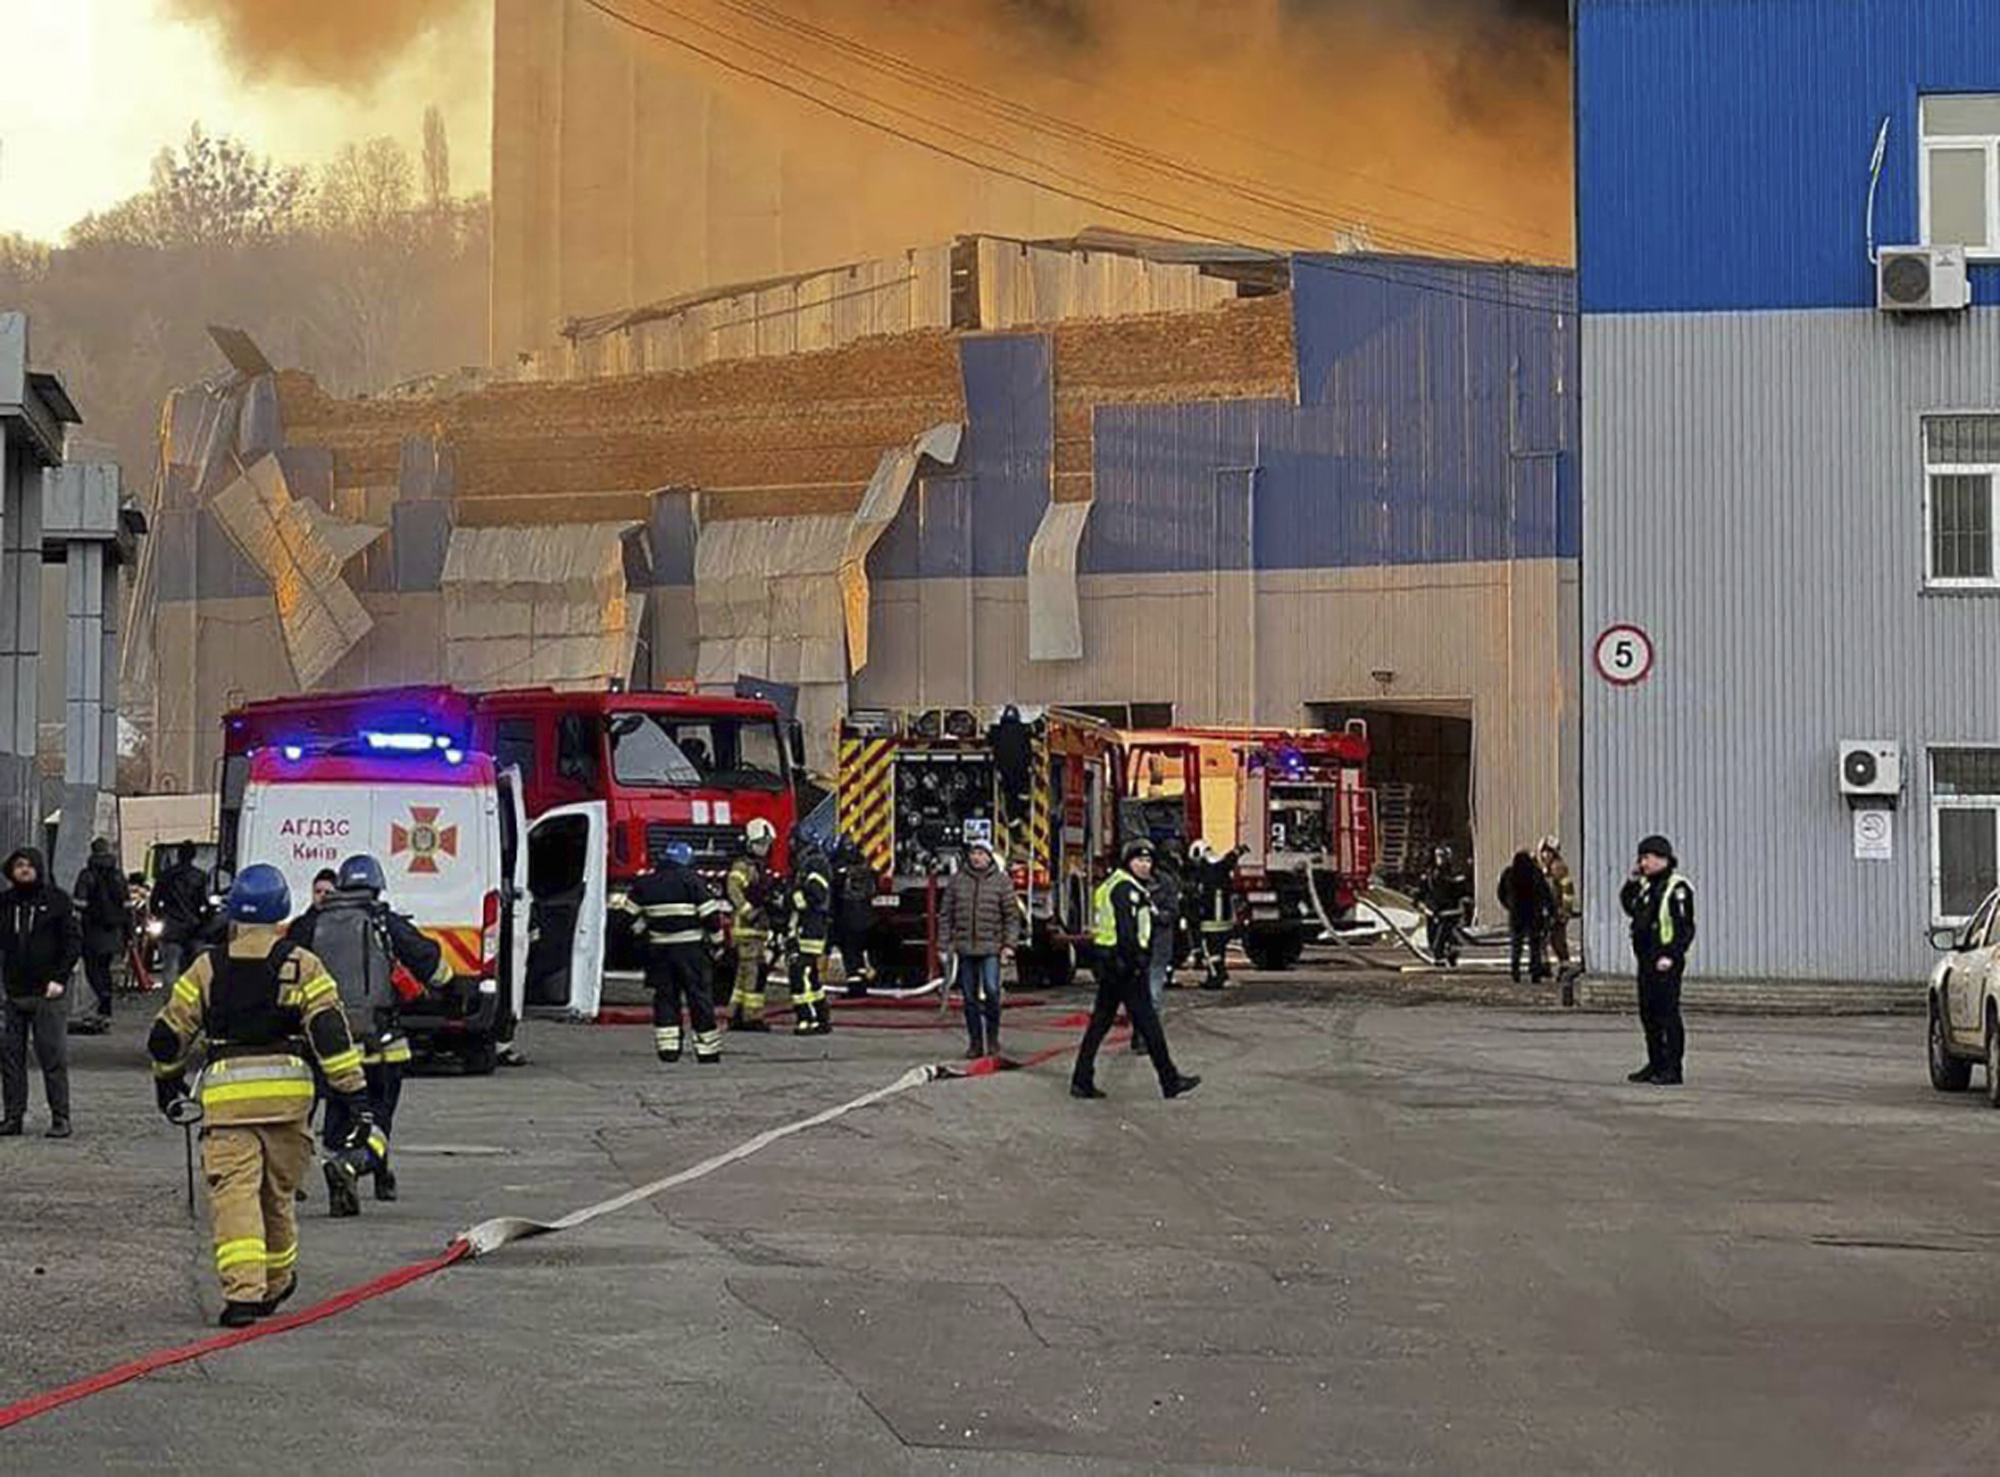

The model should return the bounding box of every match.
[615,840,727,1065]
[1497,850,1556,984]
[939,837,1020,1059]
[832,840,880,999]
[0,848,82,1137]
[287,854,448,1212]
[72,837,133,1030]
[151,841,211,991]
[1071,840,1200,1102]
[1619,834,1696,1086]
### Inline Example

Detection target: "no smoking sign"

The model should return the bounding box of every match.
[1593,623,1655,686]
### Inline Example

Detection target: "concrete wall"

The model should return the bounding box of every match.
[853,561,1578,906]
[1582,308,2000,981]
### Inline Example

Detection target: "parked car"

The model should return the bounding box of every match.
[1927,887,2000,1104]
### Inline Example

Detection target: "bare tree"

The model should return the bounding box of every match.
[422,105,452,212]
[316,136,416,241]
[69,124,307,248]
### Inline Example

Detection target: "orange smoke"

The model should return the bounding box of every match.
[162,0,480,87]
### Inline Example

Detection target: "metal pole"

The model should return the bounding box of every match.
[183,1122,196,1221]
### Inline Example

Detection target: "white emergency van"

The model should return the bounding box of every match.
[234,736,609,1070]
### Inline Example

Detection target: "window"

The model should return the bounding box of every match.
[1925,416,2000,586]
[1922,95,2000,256]
[607,713,786,791]
[556,713,602,789]
[1068,702,1176,729]
[492,718,537,780]
[1932,747,2000,922]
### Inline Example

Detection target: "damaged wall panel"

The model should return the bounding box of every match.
[440,523,646,689]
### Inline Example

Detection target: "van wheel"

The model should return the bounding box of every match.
[1930,1003,1972,1092]
[1244,933,1303,972]
[461,1037,498,1077]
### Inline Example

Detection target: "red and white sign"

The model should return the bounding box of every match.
[1592,623,1656,686]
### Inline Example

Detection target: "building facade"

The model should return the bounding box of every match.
[1579,0,2000,980]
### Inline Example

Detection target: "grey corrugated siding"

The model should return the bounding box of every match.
[1583,307,2000,981]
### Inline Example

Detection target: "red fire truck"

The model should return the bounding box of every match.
[1119,724,1375,970]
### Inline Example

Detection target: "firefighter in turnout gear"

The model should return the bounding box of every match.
[148,864,372,1328]
[727,818,778,1031]
[1186,842,1242,990]
[285,853,449,1213]
[1071,840,1200,1101]
[616,840,728,1062]
[786,832,834,1035]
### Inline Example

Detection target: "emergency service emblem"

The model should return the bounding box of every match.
[390,805,458,874]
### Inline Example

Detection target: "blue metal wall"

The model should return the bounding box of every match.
[1578,0,2000,314]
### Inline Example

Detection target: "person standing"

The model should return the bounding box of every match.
[939,838,1019,1059]
[1071,840,1200,1102]
[149,864,372,1326]
[786,832,834,1036]
[1620,835,1696,1086]
[1416,844,1471,966]
[618,840,727,1064]
[72,837,132,1032]
[1187,842,1242,990]
[833,840,880,999]
[285,854,449,1213]
[726,819,778,1032]
[1136,838,1186,1051]
[1498,850,1556,984]
[0,848,81,1138]
[151,841,211,991]
[1537,836,1576,972]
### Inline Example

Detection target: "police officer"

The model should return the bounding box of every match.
[1186,841,1242,990]
[1620,834,1695,1085]
[618,840,727,1063]
[727,818,778,1031]
[287,854,449,1212]
[786,831,834,1036]
[148,865,372,1327]
[1071,840,1200,1102]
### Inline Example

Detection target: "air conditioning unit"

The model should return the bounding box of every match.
[1839,740,1903,805]
[1877,246,1970,312]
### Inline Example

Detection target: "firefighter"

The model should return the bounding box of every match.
[618,840,727,1063]
[1187,841,1242,990]
[786,831,834,1035]
[833,838,880,999]
[1416,844,1471,966]
[148,864,373,1327]
[727,818,778,1031]
[1620,835,1695,1085]
[286,854,449,1213]
[1071,840,1200,1101]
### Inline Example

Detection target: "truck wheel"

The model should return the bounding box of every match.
[461,1037,499,1077]
[1930,1003,1972,1092]
[1244,934,1301,972]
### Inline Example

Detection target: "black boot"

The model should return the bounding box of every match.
[1070,1081,1107,1100]
[324,1159,361,1218]
[375,1163,399,1202]
[256,1279,298,1317]
[219,1301,261,1328]
[1626,1065,1657,1083]
[0,1119,21,1137]
[1164,1074,1202,1099]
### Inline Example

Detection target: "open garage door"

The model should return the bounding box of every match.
[1307,701,1472,889]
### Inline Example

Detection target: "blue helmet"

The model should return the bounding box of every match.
[661,841,695,869]
[337,854,387,895]
[228,864,291,924]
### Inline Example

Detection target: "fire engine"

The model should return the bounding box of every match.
[1119,724,1375,970]
[835,706,1121,987]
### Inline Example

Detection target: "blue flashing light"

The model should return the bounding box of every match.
[444,748,465,766]
[281,744,304,761]
[434,734,453,750]
[363,731,436,752]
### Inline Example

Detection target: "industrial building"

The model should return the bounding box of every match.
[1578,0,2000,980]
[141,235,1577,898]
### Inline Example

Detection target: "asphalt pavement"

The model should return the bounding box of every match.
[1,972,1993,1475]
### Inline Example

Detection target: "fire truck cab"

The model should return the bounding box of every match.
[1120,725,1375,971]
[836,706,1120,988]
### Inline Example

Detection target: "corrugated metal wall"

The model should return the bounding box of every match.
[1583,308,2000,980]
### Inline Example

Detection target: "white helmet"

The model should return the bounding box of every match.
[745,818,777,855]
[1189,839,1213,863]
[1538,834,1561,855]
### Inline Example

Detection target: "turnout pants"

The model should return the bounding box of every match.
[729,931,768,1022]
[1072,959,1180,1094]
[791,934,830,1033]
[650,946,720,1059]
[1,997,70,1125]
[1637,957,1686,1075]
[203,1120,311,1304]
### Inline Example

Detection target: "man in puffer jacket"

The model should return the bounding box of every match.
[938,838,1020,1059]
[0,848,82,1137]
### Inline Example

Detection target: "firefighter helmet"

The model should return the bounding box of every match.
[744,818,777,856]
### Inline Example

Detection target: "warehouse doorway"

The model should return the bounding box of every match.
[1306,701,1473,889]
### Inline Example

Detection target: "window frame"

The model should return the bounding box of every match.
[1920,94,2000,261]
[1929,744,2000,926]
[1924,460,2000,588]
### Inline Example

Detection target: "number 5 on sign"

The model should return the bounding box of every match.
[1593,623,1655,687]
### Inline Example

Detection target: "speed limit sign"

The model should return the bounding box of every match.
[1593,623,1655,686]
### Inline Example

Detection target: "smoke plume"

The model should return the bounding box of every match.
[163,0,480,88]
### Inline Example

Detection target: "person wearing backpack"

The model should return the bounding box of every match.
[286,853,449,1214]
[72,837,133,1031]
